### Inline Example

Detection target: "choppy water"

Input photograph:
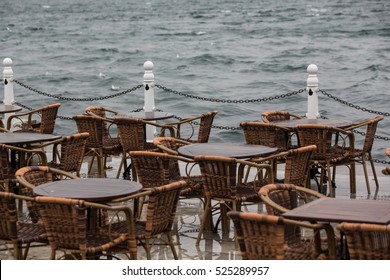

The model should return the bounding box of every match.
[1,0,389,161]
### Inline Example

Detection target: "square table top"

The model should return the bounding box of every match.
[282,197,390,224]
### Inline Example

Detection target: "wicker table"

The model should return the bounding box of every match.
[178,143,277,159]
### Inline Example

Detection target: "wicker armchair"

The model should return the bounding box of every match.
[35,133,89,176]
[227,211,329,260]
[344,116,384,194]
[240,121,291,151]
[194,155,273,244]
[337,222,390,260]
[0,191,47,259]
[296,124,355,197]
[84,105,121,149]
[160,110,218,143]
[261,110,303,123]
[0,143,47,193]
[34,195,135,260]
[73,114,122,177]
[109,180,186,260]
[113,116,175,180]
[251,145,317,188]
[258,183,337,259]
[130,150,203,200]
[15,166,79,223]
[6,103,61,134]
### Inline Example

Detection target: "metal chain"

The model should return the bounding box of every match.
[14,79,143,101]
[156,84,305,104]
[319,89,390,116]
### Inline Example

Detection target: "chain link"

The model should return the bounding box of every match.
[155,84,305,104]
[319,89,390,116]
[14,79,143,101]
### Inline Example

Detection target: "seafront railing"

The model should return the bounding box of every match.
[2,58,390,164]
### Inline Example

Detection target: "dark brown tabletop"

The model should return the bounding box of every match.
[282,197,390,224]
[178,143,278,159]
[0,104,22,113]
[271,118,353,129]
[33,178,143,202]
[0,132,61,145]
[125,111,174,121]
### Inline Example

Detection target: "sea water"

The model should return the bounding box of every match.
[1,0,389,161]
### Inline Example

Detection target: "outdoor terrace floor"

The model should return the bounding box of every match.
[1,155,389,260]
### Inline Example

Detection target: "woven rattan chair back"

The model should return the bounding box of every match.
[0,191,47,259]
[7,103,61,134]
[48,133,89,176]
[337,222,390,260]
[15,166,79,223]
[240,121,290,151]
[35,195,132,260]
[283,144,316,187]
[73,114,121,176]
[261,110,303,123]
[162,110,218,143]
[85,106,119,138]
[228,210,320,260]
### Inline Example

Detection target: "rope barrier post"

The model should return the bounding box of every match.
[143,60,156,141]
[306,64,320,119]
[3,57,15,127]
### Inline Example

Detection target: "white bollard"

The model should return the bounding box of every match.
[143,61,156,141]
[306,64,320,119]
[3,57,16,128]
[3,57,14,105]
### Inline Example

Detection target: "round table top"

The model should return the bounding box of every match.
[178,143,277,159]
[0,132,61,145]
[33,178,143,202]
[0,104,22,113]
[125,111,174,121]
[271,118,353,129]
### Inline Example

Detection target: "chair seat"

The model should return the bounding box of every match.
[84,231,128,254]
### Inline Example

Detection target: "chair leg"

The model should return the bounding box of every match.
[167,232,179,260]
[196,198,211,246]
[361,154,371,194]
[145,239,152,260]
[368,153,379,191]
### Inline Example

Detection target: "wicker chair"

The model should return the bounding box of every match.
[194,155,273,245]
[130,150,203,200]
[252,145,317,188]
[35,132,89,176]
[296,124,355,197]
[73,114,122,177]
[0,143,47,193]
[227,210,329,260]
[161,110,218,143]
[261,110,303,123]
[15,166,79,224]
[344,116,384,194]
[84,105,121,151]
[6,103,61,134]
[109,180,186,260]
[240,121,291,151]
[337,222,390,260]
[34,195,135,260]
[0,191,47,259]
[113,116,175,180]
[258,183,337,259]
